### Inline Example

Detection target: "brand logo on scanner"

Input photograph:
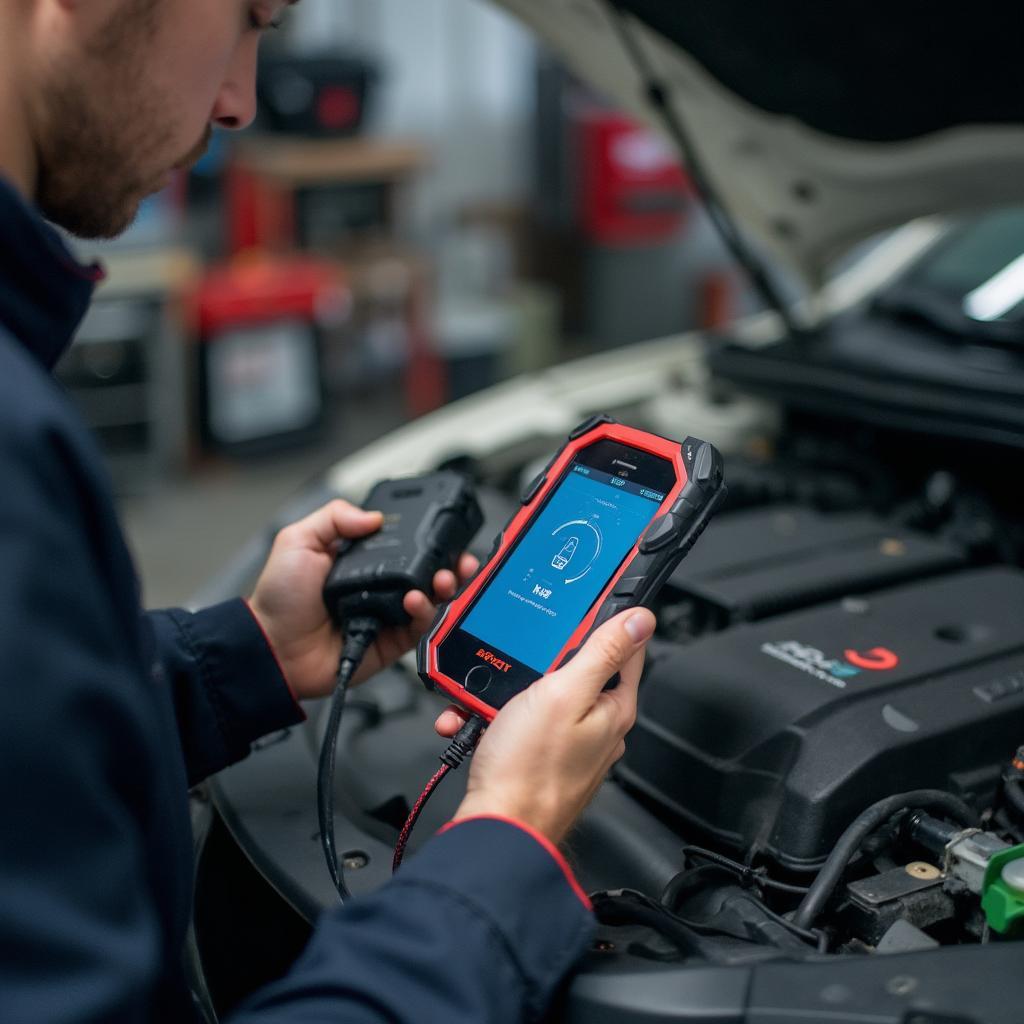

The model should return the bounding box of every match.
[760,640,900,689]
[532,584,553,600]
[476,648,512,673]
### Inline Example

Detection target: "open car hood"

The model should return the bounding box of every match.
[494,0,1024,286]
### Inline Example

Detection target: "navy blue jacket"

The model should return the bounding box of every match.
[0,177,594,1023]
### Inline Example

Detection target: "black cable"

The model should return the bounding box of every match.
[727,891,822,947]
[603,1,805,339]
[602,885,827,958]
[1006,778,1024,821]
[317,616,381,901]
[393,763,451,872]
[677,845,811,895]
[392,716,487,873]
[792,789,977,930]
[1003,746,1024,822]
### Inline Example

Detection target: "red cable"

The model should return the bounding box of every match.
[393,763,451,872]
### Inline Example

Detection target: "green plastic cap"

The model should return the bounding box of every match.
[981,843,1024,934]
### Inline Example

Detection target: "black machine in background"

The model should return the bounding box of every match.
[256,53,379,138]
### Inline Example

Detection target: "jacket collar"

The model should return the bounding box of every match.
[0,176,104,371]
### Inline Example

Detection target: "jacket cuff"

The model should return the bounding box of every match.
[167,598,305,765]
[398,817,595,1016]
[437,815,592,909]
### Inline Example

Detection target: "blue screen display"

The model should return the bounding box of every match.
[461,464,664,671]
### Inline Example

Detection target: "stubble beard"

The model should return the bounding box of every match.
[35,0,191,239]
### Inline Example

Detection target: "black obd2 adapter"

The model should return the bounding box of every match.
[323,471,484,627]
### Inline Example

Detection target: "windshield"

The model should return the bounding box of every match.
[877,209,1024,344]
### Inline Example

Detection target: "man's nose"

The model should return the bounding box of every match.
[211,41,259,131]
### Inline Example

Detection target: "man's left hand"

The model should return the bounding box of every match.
[247,499,478,701]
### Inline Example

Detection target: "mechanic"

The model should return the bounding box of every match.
[0,1,656,1021]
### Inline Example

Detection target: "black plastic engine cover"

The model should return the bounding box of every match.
[618,567,1024,870]
[665,505,964,625]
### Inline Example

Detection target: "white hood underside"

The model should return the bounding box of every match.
[495,0,1024,287]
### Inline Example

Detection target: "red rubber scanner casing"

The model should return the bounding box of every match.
[417,414,726,720]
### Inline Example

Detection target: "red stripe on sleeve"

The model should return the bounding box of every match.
[437,815,592,910]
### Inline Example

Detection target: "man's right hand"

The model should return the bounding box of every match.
[434,609,655,845]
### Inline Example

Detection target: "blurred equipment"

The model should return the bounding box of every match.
[190,257,349,453]
[434,225,518,400]
[59,247,200,491]
[225,137,440,414]
[578,111,690,248]
[534,59,722,348]
[257,53,378,138]
[227,136,426,255]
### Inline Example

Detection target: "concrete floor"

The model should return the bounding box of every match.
[120,394,406,609]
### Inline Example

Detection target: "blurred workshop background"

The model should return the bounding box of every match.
[66,0,742,607]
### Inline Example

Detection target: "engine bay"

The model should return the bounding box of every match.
[185,2,1024,1009]
[199,385,1024,1021]
[337,412,1024,962]
[481,412,1024,958]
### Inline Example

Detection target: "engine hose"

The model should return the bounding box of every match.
[591,889,729,963]
[1006,777,1024,821]
[662,863,727,911]
[792,789,977,931]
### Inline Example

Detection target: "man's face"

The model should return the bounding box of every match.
[34,0,288,238]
